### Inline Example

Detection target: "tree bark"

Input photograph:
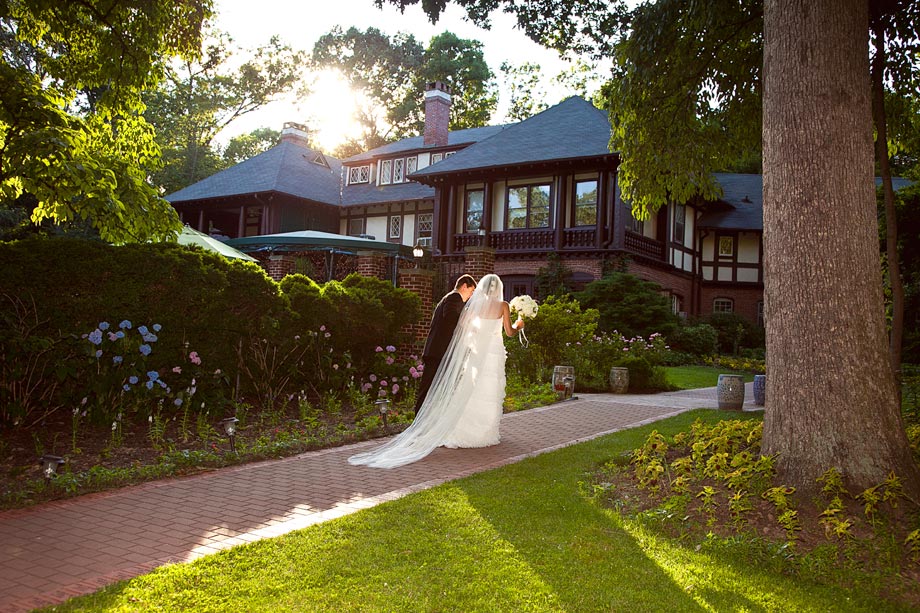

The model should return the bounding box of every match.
[762,0,920,496]
[870,20,905,385]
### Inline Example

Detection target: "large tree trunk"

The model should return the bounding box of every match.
[870,20,905,385]
[761,0,920,496]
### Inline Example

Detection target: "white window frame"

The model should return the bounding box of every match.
[430,153,443,164]
[348,218,365,236]
[379,160,392,185]
[713,298,734,313]
[718,236,734,257]
[389,215,402,239]
[393,158,404,183]
[673,203,686,245]
[406,156,418,176]
[347,165,370,185]
[417,212,433,240]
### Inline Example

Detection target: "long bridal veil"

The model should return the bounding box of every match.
[348,274,506,468]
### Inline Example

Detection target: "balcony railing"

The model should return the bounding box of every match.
[449,228,665,259]
[624,230,665,260]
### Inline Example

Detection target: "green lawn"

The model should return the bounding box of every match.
[41,410,908,613]
[665,365,756,390]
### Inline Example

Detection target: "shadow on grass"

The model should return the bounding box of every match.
[35,410,910,612]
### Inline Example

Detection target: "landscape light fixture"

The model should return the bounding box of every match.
[39,454,65,480]
[375,398,391,431]
[220,417,239,452]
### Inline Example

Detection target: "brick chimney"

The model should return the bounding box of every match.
[279,122,310,148]
[423,81,451,147]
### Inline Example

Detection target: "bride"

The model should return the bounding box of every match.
[348,274,523,468]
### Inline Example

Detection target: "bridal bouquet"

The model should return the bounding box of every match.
[509,294,539,320]
[509,295,538,347]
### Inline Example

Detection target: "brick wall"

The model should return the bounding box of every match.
[263,256,295,281]
[463,246,495,280]
[397,268,436,360]
[700,285,764,324]
[356,251,388,279]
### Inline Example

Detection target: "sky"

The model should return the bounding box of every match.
[212,0,592,150]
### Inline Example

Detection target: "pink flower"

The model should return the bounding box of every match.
[189,351,201,365]
[380,380,388,386]
[172,366,182,373]
[392,383,400,394]
[320,325,326,332]
[375,346,384,352]
[324,332,331,338]
[369,374,377,382]
[361,383,372,392]
[409,367,418,377]
[385,357,394,365]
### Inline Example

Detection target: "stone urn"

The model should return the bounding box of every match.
[717,374,745,410]
[753,375,766,406]
[609,367,629,394]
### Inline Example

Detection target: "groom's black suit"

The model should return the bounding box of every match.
[414,290,465,412]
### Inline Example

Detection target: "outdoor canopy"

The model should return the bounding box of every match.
[225,230,402,254]
[177,226,258,262]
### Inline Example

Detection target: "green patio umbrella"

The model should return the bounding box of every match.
[177,226,258,262]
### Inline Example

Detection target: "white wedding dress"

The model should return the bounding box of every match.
[441,317,504,448]
[348,275,508,468]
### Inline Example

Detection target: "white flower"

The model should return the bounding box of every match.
[509,295,539,319]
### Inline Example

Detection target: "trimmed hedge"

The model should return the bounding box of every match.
[0,237,420,428]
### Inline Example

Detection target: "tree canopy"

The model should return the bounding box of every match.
[0,0,212,243]
[143,29,305,195]
[312,27,497,155]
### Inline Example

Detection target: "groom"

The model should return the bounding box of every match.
[413,274,477,413]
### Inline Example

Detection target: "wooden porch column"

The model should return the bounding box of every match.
[445,185,456,255]
[238,207,245,238]
[432,188,445,255]
[596,170,607,249]
[482,181,493,240]
[554,175,565,251]
[197,209,205,233]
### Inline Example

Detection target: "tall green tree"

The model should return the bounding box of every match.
[144,29,304,194]
[380,0,920,495]
[0,0,211,242]
[312,27,497,154]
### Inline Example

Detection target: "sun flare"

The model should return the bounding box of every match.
[305,70,363,153]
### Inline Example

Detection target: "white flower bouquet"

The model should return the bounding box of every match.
[508,295,538,347]
[509,295,539,319]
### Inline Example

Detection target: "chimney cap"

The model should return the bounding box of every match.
[425,81,451,95]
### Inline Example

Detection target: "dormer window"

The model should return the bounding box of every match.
[378,155,418,185]
[348,165,370,184]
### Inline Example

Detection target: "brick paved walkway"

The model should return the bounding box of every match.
[0,385,757,612]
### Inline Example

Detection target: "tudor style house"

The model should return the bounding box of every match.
[167,82,767,326]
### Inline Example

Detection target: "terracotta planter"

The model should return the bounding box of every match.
[609,367,629,394]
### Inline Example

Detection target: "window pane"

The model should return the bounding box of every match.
[575,180,597,226]
[417,213,433,238]
[466,190,484,232]
[508,187,528,229]
[530,185,551,228]
[380,160,392,185]
[389,215,401,239]
[575,180,597,206]
[348,218,364,236]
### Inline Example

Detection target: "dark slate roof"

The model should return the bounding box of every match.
[696,173,764,230]
[343,125,508,163]
[409,97,615,181]
[696,174,914,231]
[342,180,435,207]
[166,140,342,205]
